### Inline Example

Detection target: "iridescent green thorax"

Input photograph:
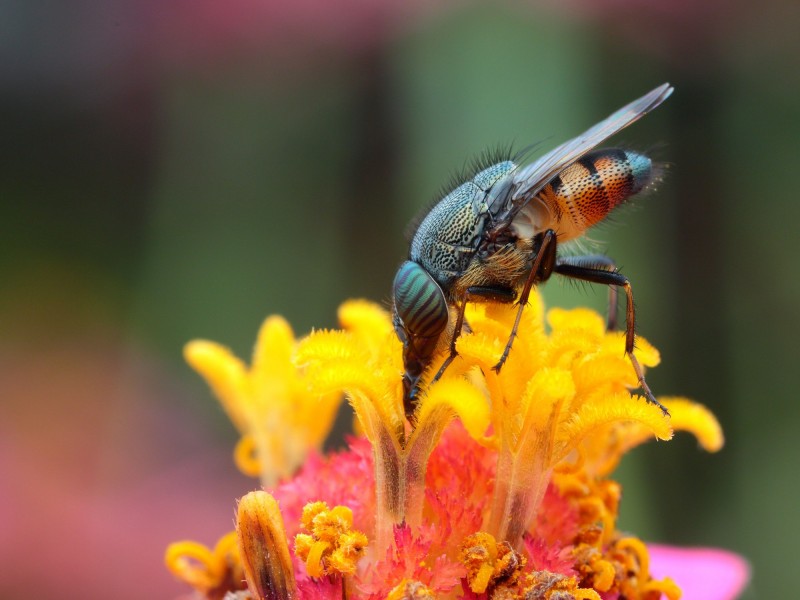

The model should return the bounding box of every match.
[410,161,516,287]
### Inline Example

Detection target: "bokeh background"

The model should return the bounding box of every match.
[2,1,797,597]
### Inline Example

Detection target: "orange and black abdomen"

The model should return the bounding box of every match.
[537,148,655,240]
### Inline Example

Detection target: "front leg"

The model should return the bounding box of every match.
[430,285,517,386]
[493,229,558,373]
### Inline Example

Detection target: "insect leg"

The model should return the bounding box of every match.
[556,254,620,331]
[553,263,668,415]
[493,229,558,373]
[430,286,516,386]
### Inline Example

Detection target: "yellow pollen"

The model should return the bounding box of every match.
[522,569,603,600]
[294,501,368,578]
[386,579,435,599]
[460,532,525,594]
[305,541,331,578]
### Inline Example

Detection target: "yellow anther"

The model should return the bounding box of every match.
[306,541,331,578]
[460,532,525,594]
[301,501,329,530]
[294,501,367,578]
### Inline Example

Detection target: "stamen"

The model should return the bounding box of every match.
[294,502,368,578]
[460,532,525,594]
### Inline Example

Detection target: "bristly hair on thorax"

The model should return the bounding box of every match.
[404,143,542,242]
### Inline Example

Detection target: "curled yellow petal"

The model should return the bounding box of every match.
[234,434,261,477]
[591,558,616,591]
[164,538,228,590]
[643,576,682,600]
[661,397,724,452]
[555,392,672,465]
[413,377,490,443]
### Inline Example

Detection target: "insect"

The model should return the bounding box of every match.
[392,83,673,418]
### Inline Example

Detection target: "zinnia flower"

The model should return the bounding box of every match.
[165,293,748,599]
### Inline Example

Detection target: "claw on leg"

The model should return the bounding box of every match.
[629,352,669,416]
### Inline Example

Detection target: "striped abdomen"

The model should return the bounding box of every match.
[536,148,655,241]
[392,261,449,340]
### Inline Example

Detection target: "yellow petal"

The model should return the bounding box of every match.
[414,377,491,443]
[572,354,638,395]
[661,397,724,452]
[351,388,404,450]
[520,368,576,447]
[632,334,661,367]
[184,340,250,433]
[296,329,372,366]
[548,307,606,337]
[338,299,393,344]
[252,315,295,379]
[457,331,505,368]
[554,393,672,465]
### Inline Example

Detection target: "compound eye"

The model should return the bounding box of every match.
[392,261,448,338]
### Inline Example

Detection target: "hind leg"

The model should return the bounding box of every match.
[554,261,668,416]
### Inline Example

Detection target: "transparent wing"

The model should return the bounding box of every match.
[507,83,673,213]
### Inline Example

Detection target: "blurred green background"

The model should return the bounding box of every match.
[1,1,797,597]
